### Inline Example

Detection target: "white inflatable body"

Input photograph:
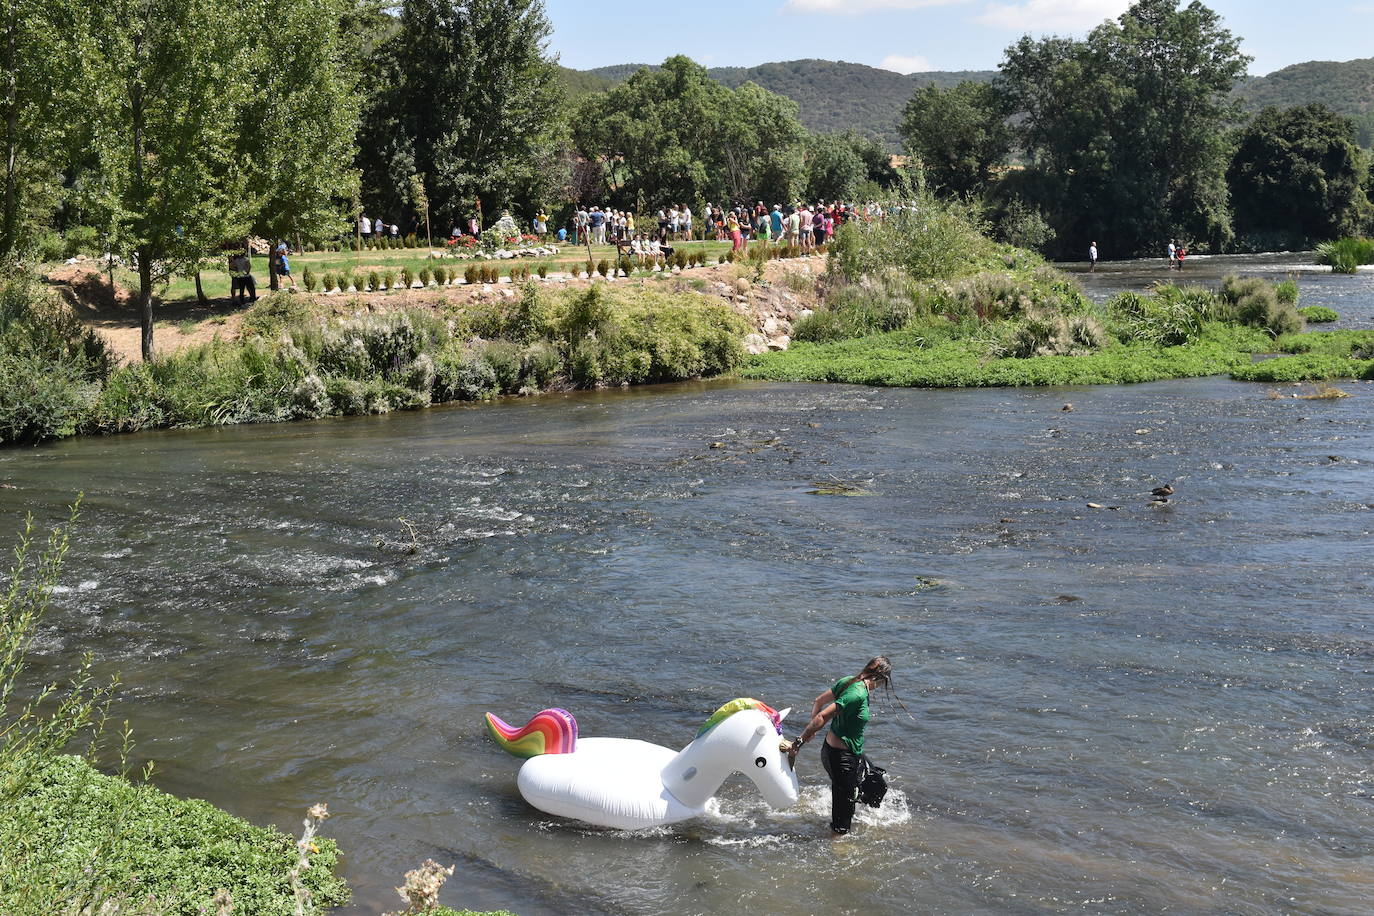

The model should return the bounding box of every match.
[518,738,695,829]
[489,699,799,830]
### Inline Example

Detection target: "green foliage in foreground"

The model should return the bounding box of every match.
[0,754,348,915]
[1297,305,1339,323]
[0,278,746,445]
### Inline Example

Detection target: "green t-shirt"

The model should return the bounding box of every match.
[829,677,870,755]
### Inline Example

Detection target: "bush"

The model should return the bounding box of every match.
[482,340,523,392]
[418,267,432,287]
[1275,278,1299,306]
[240,291,314,338]
[1298,305,1338,323]
[350,271,365,293]
[383,268,397,290]
[400,266,413,289]
[302,265,317,292]
[62,225,102,259]
[596,259,609,278]
[1220,275,1305,336]
[1314,237,1374,273]
[537,263,549,279]
[464,265,479,285]
[368,270,380,293]
[433,345,498,401]
[586,260,596,278]
[618,256,635,277]
[569,263,581,278]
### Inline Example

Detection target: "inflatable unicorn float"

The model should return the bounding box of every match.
[485,698,799,829]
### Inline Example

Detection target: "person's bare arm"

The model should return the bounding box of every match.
[788,694,837,763]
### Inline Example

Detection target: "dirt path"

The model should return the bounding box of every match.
[47,258,825,364]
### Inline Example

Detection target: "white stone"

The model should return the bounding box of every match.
[743,333,769,355]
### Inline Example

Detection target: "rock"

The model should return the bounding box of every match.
[1135,428,1151,435]
[767,335,791,351]
[734,277,751,295]
[1000,517,1014,523]
[799,308,815,320]
[743,333,770,355]
[1086,502,1105,509]
[1062,403,1074,412]
[709,442,725,449]
[762,316,791,337]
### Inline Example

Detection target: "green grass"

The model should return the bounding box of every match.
[1297,305,1339,323]
[1314,237,1374,273]
[744,323,1274,388]
[1,754,348,915]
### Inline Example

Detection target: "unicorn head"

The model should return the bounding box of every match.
[662,698,801,810]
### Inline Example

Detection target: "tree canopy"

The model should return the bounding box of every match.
[1228,104,1371,247]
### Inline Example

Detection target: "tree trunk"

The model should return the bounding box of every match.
[195,270,208,304]
[138,250,154,361]
[1,0,20,257]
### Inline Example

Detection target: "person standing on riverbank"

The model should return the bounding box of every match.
[1167,239,1177,269]
[789,656,894,836]
[1089,241,1098,272]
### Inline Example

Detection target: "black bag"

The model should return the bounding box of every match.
[857,755,888,808]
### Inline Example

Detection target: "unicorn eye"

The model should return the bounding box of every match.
[754,756,767,768]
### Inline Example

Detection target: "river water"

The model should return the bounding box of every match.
[3,257,1373,915]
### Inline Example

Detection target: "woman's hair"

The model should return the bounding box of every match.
[839,656,914,718]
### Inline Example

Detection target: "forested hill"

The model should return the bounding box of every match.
[577,60,995,148]
[564,57,1374,149]
[1235,58,1374,117]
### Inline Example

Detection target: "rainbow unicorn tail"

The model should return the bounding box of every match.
[485,708,578,758]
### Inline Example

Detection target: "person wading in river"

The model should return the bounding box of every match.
[789,656,895,836]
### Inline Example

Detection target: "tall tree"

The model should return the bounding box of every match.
[1228,104,1371,246]
[238,0,361,251]
[0,0,91,256]
[899,81,1010,198]
[998,0,1249,257]
[368,0,563,228]
[572,57,808,209]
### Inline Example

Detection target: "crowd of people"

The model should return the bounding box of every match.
[556,200,887,250]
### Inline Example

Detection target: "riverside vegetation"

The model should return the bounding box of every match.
[743,195,1374,387]
[0,275,745,446]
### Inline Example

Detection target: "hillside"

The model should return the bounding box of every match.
[577,60,995,149]
[1236,58,1374,116]
[565,57,1374,150]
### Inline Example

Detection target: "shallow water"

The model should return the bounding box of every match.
[3,256,1373,915]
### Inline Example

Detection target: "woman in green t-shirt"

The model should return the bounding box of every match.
[789,656,893,835]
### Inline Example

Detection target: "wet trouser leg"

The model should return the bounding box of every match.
[822,741,862,834]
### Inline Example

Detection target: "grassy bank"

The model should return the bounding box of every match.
[1,754,348,915]
[745,201,1373,388]
[1,276,746,446]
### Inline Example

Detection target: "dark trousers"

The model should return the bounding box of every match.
[822,741,862,834]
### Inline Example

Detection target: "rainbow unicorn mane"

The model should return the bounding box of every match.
[696,698,782,738]
[486,708,578,758]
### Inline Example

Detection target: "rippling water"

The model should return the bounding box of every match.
[2,258,1372,914]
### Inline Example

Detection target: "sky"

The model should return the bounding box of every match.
[543,0,1373,78]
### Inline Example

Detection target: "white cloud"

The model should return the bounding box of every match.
[785,0,965,12]
[881,54,935,73]
[976,0,1129,31]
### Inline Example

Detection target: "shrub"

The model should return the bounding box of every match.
[618,256,635,277]
[418,267,432,287]
[569,263,581,278]
[383,268,397,290]
[350,271,365,292]
[484,265,500,284]
[1298,305,1338,323]
[302,266,317,292]
[240,291,314,338]
[522,341,562,389]
[1314,237,1374,273]
[1220,275,1305,336]
[433,344,498,401]
[537,263,549,279]
[464,265,479,284]
[1274,278,1299,306]
[398,267,412,289]
[596,259,609,278]
[586,260,596,278]
[368,270,380,292]
[62,225,102,258]
[482,340,523,392]
[719,254,728,264]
